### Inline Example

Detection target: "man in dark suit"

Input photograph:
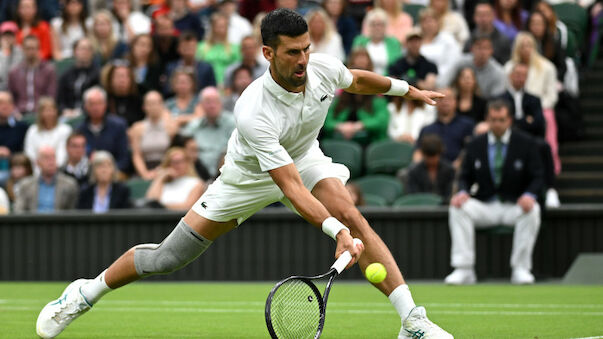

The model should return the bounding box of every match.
[445,99,543,285]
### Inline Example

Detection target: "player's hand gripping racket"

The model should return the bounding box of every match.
[265,238,363,339]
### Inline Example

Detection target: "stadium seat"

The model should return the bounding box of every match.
[365,140,413,175]
[393,193,443,206]
[54,57,74,78]
[320,139,363,178]
[353,175,404,205]
[403,3,425,25]
[126,178,151,201]
[20,113,37,126]
[64,115,85,129]
[362,193,388,207]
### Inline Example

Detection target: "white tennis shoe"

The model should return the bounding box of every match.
[36,279,92,338]
[399,306,453,339]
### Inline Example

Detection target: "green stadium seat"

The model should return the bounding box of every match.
[64,115,85,129]
[403,3,425,24]
[20,113,37,126]
[320,139,363,178]
[362,193,388,207]
[365,140,413,175]
[353,175,404,205]
[126,178,151,201]
[54,57,74,78]
[393,193,443,206]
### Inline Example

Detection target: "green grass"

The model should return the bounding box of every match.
[1,282,602,338]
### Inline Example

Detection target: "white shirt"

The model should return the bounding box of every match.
[227,13,253,45]
[366,40,388,75]
[51,18,86,59]
[387,102,436,141]
[221,53,353,182]
[0,186,9,215]
[421,32,461,86]
[310,33,346,62]
[160,176,201,206]
[24,123,73,168]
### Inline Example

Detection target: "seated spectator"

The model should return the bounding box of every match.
[307,8,346,61]
[182,87,235,177]
[453,67,487,122]
[153,0,205,40]
[419,8,461,85]
[76,86,130,174]
[216,0,253,45]
[50,0,87,60]
[388,28,438,91]
[446,100,543,285]
[196,12,242,87]
[8,35,56,115]
[366,0,412,46]
[164,31,216,96]
[152,14,180,74]
[145,147,206,210]
[110,0,151,43]
[429,0,470,46]
[3,153,33,202]
[171,134,212,181]
[322,0,359,55]
[14,145,79,213]
[527,10,566,81]
[323,48,389,145]
[352,8,402,75]
[129,91,178,180]
[24,97,72,168]
[56,38,100,118]
[0,91,28,182]
[223,65,254,113]
[60,132,90,187]
[416,88,474,167]
[0,21,23,91]
[0,186,8,214]
[345,182,365,206]
[504,32,559,174]
[441,34,506,99]
[77,150,131,212]
[405,134,454,203]
[493,0,527,40]
[534,1,571,57]
[387,95,436,144]
[223,36,268,90]
[463,1,511,65]
[101,60,144,126]
[126,33,161,94]
[15,0,53,60]
[89,10,128,66]
[165,67,201,126]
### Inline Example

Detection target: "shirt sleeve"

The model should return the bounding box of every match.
[236,110,293,172]
[308,53,353,89]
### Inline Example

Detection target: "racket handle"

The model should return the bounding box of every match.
[331,238,363,274]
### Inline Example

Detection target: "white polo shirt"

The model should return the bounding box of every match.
[219,53,354,183]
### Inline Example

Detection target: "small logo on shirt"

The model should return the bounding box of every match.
[201,202,208,209]
[320,94,328,102]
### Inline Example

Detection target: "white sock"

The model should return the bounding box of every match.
[80,270,112,305]
[388,284,417,320]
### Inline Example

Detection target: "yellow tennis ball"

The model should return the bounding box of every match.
[365,263,387,284]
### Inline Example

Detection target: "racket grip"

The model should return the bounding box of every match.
[331,238,363,274]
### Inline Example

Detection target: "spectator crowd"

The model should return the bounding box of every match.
[0,0,600,216]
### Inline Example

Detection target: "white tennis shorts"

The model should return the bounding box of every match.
[191,148,350,225]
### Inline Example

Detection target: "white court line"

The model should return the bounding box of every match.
[569,337,603,339]
[2,305,603,316]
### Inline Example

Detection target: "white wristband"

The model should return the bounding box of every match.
[322,217,350,240]
[384,77,409,96]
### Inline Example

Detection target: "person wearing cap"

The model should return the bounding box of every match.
[0,22,23,91]
[387,28,438,91]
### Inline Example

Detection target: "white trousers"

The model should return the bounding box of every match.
[448,198,541,270]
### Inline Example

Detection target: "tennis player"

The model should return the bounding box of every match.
[37,9,452,339]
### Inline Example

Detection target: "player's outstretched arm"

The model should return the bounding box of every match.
[344,69,445,106]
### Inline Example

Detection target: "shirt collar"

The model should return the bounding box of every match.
[507,85,523,96]
[262,62,321,106]
[488,129,511,145]
[38,174,57,185]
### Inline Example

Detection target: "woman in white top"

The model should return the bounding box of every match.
[145,147,206,211]
[387,96,436,144]
[418,7,461,87]
[429,0,469,47]
[306,8,346,62]
[110,0,151,43]
[23,97,72,167]
[51,0,87,60]
[504,31,560,174]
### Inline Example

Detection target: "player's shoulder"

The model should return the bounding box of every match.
[234,75,267,124]
[308,53,345,72]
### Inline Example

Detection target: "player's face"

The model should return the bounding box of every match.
[264,33,311,92]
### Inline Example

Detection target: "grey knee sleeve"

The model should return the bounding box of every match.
[134,219,212,277]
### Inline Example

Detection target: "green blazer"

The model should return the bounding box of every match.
[324,96,390,145]
[351,36,402,75]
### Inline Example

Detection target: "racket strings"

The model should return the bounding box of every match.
[270,279,322,339]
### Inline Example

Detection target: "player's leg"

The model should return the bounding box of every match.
[310,178,452,338]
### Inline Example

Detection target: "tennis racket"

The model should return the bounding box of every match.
[265,238,363,339]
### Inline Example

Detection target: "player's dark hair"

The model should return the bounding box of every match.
[420,134,444,157]
[261,8,308,49]
[487,99,511,117]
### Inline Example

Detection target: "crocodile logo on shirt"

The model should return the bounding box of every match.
[320,94,328,102]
